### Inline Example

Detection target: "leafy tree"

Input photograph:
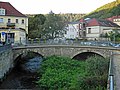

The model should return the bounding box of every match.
[85,56,109,76]
[28,13,85,39]
[28,14,46,38]
[42,14,65,39]
[109,31,120,42]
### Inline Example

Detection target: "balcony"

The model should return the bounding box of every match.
[7,23,15,27]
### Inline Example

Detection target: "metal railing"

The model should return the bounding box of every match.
[107,52,114,90]
[26,39,114,47]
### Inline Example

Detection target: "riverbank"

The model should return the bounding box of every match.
[0,67,39,89]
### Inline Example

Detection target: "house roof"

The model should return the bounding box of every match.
[79,18,85,22]
[0,1,27,17]
[87,18,100,26]
[87,18,120,27]
[106,15,120,22]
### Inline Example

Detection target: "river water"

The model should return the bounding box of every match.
[0,57,43,89]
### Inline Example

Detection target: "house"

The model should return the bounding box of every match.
[64,21,80,39]
[106,15,120,26]
[0,1,28,45]
[80,18,120,40]
[64,20,86,39]
[64,17,120,40]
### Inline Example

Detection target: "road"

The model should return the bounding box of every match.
[113,51,120,90]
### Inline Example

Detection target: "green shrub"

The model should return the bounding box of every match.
[37,55,86,89]
[85,56,109,76]
[37,55,109,90]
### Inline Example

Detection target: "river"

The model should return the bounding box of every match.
[0,56,43,89]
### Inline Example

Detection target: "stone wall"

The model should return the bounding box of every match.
[0,49,13,81]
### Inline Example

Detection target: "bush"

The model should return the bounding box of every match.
[37,55,86,89]
[85,56,109,76]
[37,55,109,90]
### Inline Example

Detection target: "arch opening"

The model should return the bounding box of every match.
[14,51,44,73]
[73,52,104,61]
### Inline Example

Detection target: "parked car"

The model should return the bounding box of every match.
[114,44,120,48]
[109,42,116,47]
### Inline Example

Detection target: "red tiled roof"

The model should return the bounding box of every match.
[79,18,85,22]
[87,18,100,27]
[106,15,120,22]
[87,18,120,27]
[0,2,26,17]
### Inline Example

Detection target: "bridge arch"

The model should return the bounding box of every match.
[13,49,45,61]
[72,49,106,59]
[14,50,44,67]
[72,51,105,60]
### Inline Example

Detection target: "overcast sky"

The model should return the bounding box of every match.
[2,0,115,14]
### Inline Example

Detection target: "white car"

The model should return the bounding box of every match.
[114,44,120,48]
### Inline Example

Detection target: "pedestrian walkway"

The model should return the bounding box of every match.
[113,51,120,90]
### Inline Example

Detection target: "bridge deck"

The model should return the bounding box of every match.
[113,51,120,90]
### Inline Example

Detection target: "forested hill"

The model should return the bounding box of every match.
[26,13,85,22]
[84,0,120,19]
[58,13,85,22]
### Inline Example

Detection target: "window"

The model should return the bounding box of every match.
[22,19,24,24]
[16,19,18,23]
[79,24,82,30]
[0,8,5,15]
[8,18,11,23]
[88,28,91,34]
[70,35,74,38]
[0,18,3,23]
[83,23,85,28]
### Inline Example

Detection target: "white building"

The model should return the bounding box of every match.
[65,21,85,39]
[64,18,120,40]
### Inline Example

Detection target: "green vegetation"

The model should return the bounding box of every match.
[109,31,120,42]
[28,14,65,39]
[37,55,109,90]
[60,13,85,22]
[28,13,85,39]
[100,30,120,43]
[84,0,120,19]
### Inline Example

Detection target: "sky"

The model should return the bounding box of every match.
[2,0,115,14]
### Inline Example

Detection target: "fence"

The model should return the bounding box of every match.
[26,39,114,47]
[107,52,114,90]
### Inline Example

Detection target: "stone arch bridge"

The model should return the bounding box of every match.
[12,45,119,60]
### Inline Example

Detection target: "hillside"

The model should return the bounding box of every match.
[84,0,120,19]
[26,13,85,22]
[59,13,85,22]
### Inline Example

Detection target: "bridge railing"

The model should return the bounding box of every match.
[107,52,114,90]
[26,39,114,47]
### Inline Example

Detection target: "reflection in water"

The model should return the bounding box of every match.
[18,57,43,73]
[0,56,43,89]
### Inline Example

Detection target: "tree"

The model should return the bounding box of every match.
[28,14,46,38]
[42,13,65,39]
[109,31,120,42]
